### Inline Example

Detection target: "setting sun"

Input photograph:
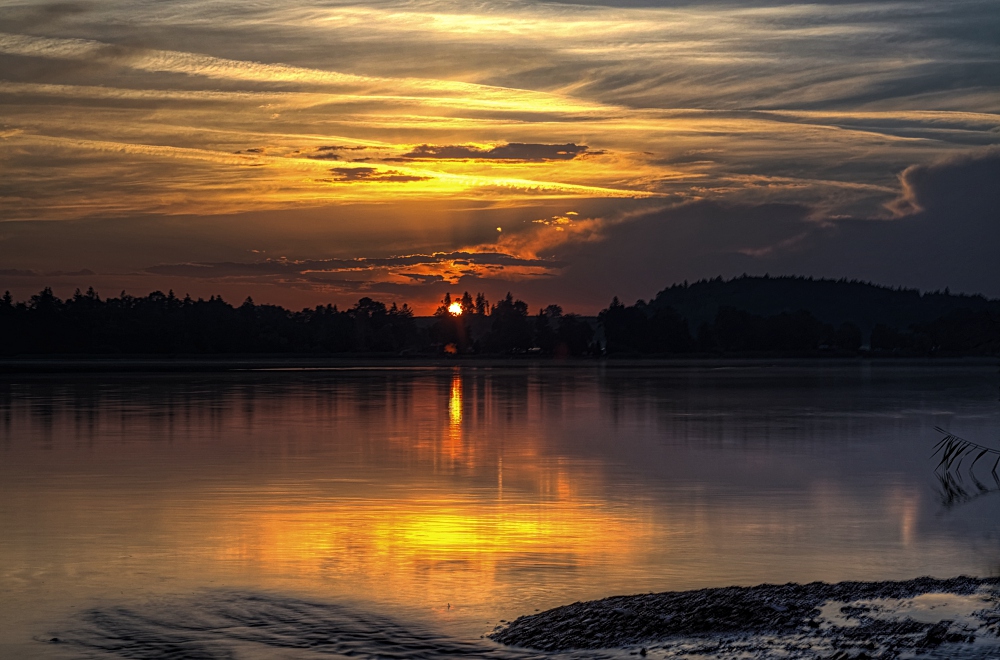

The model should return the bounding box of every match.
[448,301,463,316]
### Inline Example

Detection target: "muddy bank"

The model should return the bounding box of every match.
[490,576,1000,657]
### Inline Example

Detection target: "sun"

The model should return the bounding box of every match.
[448,301,463,316]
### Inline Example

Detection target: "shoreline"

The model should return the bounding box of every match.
[490,576,1000,658]
[0,355,996,374]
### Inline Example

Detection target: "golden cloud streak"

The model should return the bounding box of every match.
[0,131,655,220]
[2,0,995,227]
[0,33,605,114]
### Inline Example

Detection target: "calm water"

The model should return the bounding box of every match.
[2,363,1000,658]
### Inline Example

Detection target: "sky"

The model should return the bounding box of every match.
[0,0,998,313]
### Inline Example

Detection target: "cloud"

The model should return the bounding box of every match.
[3,0,997,222]
[0,2,92,30]
[888,146,1000,217]
[46,268,95,276]
[3,149,995,314]
[400,273,446,283]
[0,32,598,114]
[0,267,94,277]
[511,147,1000,307]
[326,167,430,183]
[306,145,373,161]
[144,251,555,280]
[398,143,594,162]
[2,0,998,310]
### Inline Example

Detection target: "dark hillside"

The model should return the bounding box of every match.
[649,276,1000,336]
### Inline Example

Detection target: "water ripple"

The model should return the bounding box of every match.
[48,591,613,660]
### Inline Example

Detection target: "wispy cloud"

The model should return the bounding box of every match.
[143,250,562,289]
[326,167,430,183]
[1,0,999,307]
[398,143,594,161]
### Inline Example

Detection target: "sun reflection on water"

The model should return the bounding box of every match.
[449,371,463,427]
[172,370,652,616]
[445,370,464,461]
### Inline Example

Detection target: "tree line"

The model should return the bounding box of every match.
[0,287,597,356]
[1,279,998,357]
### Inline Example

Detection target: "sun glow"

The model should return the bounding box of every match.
[448,301,463,315]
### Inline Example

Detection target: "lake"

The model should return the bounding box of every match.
[2,362,999,658]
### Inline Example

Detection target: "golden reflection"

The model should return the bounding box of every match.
[446,372,463,460]
[448,373,463,426]
[163,372,660,615]
[201,491,652,617]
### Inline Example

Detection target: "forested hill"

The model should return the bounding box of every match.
[648,276,1000,334]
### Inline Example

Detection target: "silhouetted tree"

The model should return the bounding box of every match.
[482,293,531,354]
[474,292,489,315]
[599,297,692,354]
[713,307,827,352]
[534,305,561,354]
[0,289,422,355]
[460,291,474,315]
[556,313,594,357]
[831,322,863,351]
[430,292,469,352]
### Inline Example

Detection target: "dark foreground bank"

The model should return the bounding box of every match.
[491,577,1000,658]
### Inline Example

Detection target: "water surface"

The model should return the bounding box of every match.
[2,363,999,658]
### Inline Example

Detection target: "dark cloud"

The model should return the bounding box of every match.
[0,267,93,278]
[495,201,817,308]
[398,143,592,162]
[511,147,1000,308]
[891,147,1000,217]
[541,0,908,5]
[307,145,373,160]
[128,148,999,311]
[327,167,429,183]
[802,147,1000,292]
[401,273,446,284]
[45,268,95,277]
[0,2,92,30]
